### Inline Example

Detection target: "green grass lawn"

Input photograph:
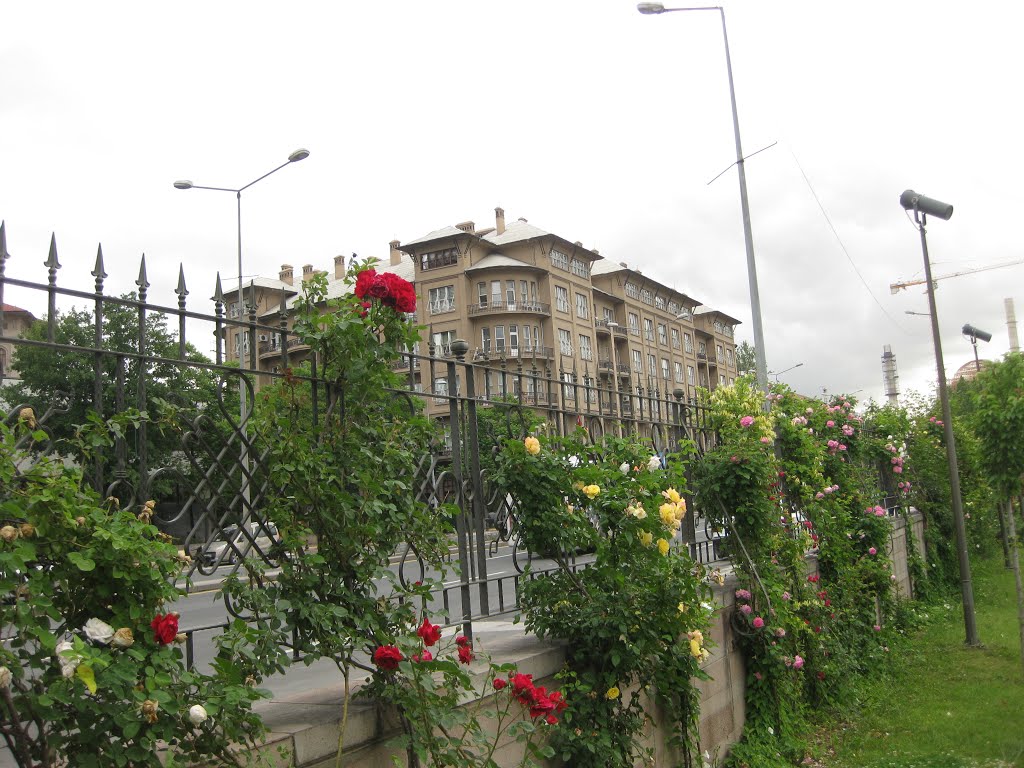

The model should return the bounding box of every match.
[814,556,1024,768]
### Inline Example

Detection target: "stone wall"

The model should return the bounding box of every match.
[249,511,923,767]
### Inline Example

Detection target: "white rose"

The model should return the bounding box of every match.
[189,704,209,725]
[647,455,662,471]
[567,455,580,468]
[0,667,11,689]
[619,462,631,475]
[83,618,114,645]
[55,640,80,678]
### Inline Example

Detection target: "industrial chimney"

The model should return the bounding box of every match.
[881,345,900,405]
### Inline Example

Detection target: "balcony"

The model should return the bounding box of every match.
[472,345,554,363]
[259,337,306,358]
[466,300,551,318]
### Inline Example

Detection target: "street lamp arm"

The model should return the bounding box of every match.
[183,184,240,193]
[239,160,294,193]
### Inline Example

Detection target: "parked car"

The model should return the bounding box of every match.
[191,521,280,568]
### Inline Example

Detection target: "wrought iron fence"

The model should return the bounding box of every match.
[1,224,722,661]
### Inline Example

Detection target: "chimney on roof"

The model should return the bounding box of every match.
[455,221,475,233]
[495,207,505,235]
[302,264,314,281]
[593,248,600,255]
[280,264,293,285]
[334,255,346,279]
[389,240,403,266]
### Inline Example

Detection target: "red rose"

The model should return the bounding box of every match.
[549,690,567,713]
[545,714,559,725]
[492,678,508,691]
[381,272,416,313]
[412,650,433,663]
[354,268,378,299]
[457,644,473,665]
[510,673,534,696]
[455,635,469,647]
[151,613,178,645]
[416,618,442,647]
[373,645,403,671]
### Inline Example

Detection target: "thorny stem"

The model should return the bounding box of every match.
[333,661,351,768]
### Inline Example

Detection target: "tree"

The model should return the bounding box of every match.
[6,296,221,484]
[735,340,756,375]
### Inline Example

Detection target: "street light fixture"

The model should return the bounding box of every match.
[900,188,980,647]
[174,148,310,537]
[638,2,769,395]
[768,362,802,381]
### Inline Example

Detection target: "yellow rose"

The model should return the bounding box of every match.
[677,602,687,614]
[524,436,540,455]
[674,499,687,521]
[657,538,670,556]
[659,504,677,527]
[582,484,601,500]
[687,629,703,644]
[700,648,710,663]
[662,488,682,504]
[689,638,702,659]
[626,504,647,520]
[638,531,653,547]
[605,686,620,700]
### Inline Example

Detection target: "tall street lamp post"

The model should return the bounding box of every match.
[174,148,309,532]
[899,188,980,647]
[637,2,769,394]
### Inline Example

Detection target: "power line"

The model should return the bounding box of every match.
[789,146,909,334]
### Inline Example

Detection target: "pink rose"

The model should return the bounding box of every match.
[752,616,765,629]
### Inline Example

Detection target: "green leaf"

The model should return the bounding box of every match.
[68,551,97,571]
[77,664,98,694]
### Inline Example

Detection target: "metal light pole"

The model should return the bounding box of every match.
[899,189,980,647]
[638,2,769,394]
[174,148,309,532]
[607,322,623,435]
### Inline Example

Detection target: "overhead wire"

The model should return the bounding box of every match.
[789,146,911,335]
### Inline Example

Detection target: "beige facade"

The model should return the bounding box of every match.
[0,304,37,383]
[235,209,741,418]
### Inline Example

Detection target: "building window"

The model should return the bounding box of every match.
[481,327,491,353]
[555,286,569,312]
[671,328,681,349]
[640,288,653,306]
[506,280,516,305]
[428,285,455,314]
[432,330,455,356]
[661,358,670,380]
[719,374,727,386]
[632,349,643,372]
[491,280,502,306]
[655,296,666,311]
[687,365,695,385]
[509,325,519,354]
[668,301,679,315]
[657,323,667,346]
[716,344,724,363]
[684,333,693,354]
[550,248,569,271]
[570,257,589,278]
[643,318,654,342]
[495,325,506,352]
[420,247,458,271]
[603,307,614,323]
[561,372,576,402]
[558,329,573,356]
[726,348,734,366]
[714,320,724,334]
[579,334,593,361]
[628,312,640,336]
[678,306,693,321]
[698,341,707,357]
[674,361,684,383]
[575,292,589,319]
[477,282,488,307]
[625,282,640,299]
[647,353,657,376]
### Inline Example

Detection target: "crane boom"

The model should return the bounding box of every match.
[890,258,1024,293]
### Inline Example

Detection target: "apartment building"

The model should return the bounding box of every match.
[235,208,740,421]
[0,303,37,384]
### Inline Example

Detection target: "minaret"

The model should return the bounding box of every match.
[882,345,900,405]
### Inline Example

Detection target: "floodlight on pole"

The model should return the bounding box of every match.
[900,188,980,647]
[962,323,991,373]
[637,2,769,396]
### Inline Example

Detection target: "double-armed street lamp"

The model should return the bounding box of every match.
[174,149,309,534]
[637,2,769,395]
[768,362,802,381]
[899,189,980,647]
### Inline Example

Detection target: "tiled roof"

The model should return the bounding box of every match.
[480,219,551,246]
[465,253,537,271]
[2,303,32,314]
[401,225,471,248]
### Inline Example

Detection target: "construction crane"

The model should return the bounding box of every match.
[890,258,1024,294]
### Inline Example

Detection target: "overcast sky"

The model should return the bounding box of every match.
[2,1,1021,405]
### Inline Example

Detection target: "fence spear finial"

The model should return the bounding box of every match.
[175,263,188,298]
[136,254,149,290]
[213,273,224,304]
[92,244,107,280]
[0,221,9,265]
[45,233,61,270]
